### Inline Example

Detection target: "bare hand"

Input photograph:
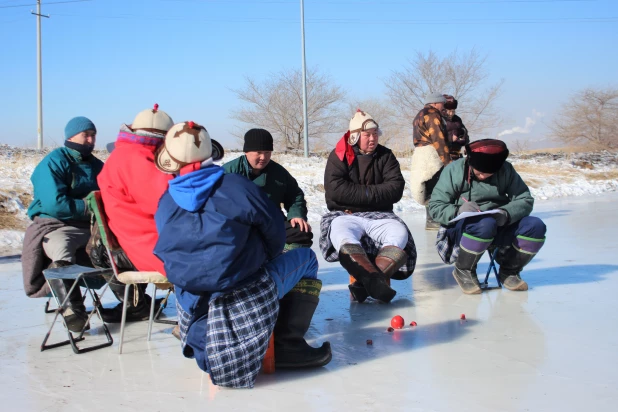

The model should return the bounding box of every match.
[290,218,311,233]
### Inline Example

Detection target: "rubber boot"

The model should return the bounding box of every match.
[47,261,89,333]
[425,206,440,230]
[452,248,484,295]
[374,246,408,278]
[274,279,332,368]
[339,244,396,303]
[99,273,157,323]
[348,280,369,303]
[495,246,533,291]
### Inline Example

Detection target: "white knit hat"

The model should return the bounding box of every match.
[155,121,224,173]
[132,104,174,133]
[348,109,379,145]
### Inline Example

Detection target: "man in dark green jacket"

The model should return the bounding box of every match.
[222,129,313,250]
[429,139,546,294]
[23,116,103,332]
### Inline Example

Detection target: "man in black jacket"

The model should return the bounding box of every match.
[319,110,417,303]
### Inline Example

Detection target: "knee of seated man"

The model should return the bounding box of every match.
[464,216,498,239]
[517,216,547,238]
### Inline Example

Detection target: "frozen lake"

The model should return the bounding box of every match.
[1,193,617,411]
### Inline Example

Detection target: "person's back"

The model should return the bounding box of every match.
[98,105,175,276]
[154,121,330,388]
[156,171,284,291]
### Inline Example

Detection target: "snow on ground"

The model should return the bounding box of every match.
[1,144,617,252]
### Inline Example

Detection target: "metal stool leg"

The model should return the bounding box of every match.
[118,283,130,354]
[147,284,156,341]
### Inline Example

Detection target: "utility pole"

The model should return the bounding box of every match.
[300,0,309,158]
[32,1,49,150]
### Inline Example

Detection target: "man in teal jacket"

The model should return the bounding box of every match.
[429,139,546,294]
[222,128,313,250]
[24,116,103,331]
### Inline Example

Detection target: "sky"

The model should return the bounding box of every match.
[0,0,617,150]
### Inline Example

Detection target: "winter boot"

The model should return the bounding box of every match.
[452,248,484,295]
[425,206,440,230]
[99,273,158,323]
[47,261,89,333]
[274,279,332,368]
[348,280,369,303]
[374,246,408,278]
[495,246,534,291]
[339,244,396,303]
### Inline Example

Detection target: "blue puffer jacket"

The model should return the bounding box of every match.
[27,147,104,221]
[154,165,286,370]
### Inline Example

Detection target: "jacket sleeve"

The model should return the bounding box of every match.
[498,163,534,224]
[237,179,286,259]
[365,150,405,207]
[282,168,308,221]
[428,164,460,225]
[324,151,373,207]
[31,155,87,220]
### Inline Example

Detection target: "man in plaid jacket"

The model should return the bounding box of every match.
[153,121,332,388]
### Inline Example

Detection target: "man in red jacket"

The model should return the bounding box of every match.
[97,104,175,322]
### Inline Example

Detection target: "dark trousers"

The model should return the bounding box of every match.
[285,220,313,247]
[447,215,546,250]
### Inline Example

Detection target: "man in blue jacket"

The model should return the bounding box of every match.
[22,116,103,332]
[153,121,332,388]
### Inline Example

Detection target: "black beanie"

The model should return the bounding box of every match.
[243,128,274,152]
[467,139,509,174]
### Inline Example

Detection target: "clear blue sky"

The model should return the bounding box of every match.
[1,0,617,149]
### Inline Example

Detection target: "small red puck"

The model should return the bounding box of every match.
[387,327,394,332]
[410,321,417,327]
[366,339,373,345]
[460,314,466,320]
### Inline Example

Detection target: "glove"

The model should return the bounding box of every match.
[493,209,509,226]
[457,201,481,215]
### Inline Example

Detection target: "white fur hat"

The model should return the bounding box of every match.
[155,121,224,173]
[132,104,174,133]
[348,109,379,145]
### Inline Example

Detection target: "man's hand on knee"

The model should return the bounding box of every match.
[290,218,311,232]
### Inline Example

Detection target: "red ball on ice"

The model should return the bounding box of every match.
[391,315,404,329]
[460,314,466,320]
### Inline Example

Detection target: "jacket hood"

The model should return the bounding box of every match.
[168,165,224,212]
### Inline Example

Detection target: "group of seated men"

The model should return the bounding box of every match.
[21,98,546,388]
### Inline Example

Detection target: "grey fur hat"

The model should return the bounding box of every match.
[424,92,447,105]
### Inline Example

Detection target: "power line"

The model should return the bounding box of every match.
[49,12,618,24]
[161,0,598,3]
[0,0,91,9]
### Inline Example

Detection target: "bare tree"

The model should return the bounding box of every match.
[346,99,411,152]
[384,49,504,137]
[550,87,618,149]
[512,138,531,155]
[231,67,346,152]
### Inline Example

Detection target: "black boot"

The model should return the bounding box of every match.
[425,206,440,230]
[375,246,408,278]
[99,274,157,323]
[348,280,369,303]
[274,279,332,368]
[339,244,396,303]
[453,248,484,295]
[47,261,89,333]
[495,246,533,291]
